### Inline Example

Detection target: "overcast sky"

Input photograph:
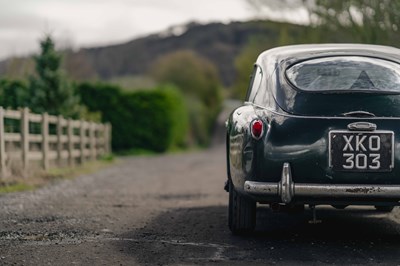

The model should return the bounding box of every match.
[0,0,308,60]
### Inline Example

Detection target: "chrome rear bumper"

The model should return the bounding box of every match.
[244,163,400,204]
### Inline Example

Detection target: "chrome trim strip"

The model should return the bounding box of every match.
[245,181,400,200]
[244,162,400,203]
[347,122,377,131]
[343,111,376,117]
[328,131,332,168]
[245,102,400,120]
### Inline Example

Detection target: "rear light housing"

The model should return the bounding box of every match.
[251,119,264,140]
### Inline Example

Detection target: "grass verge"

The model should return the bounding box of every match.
[0,183,35,194]
[0,155,116,195]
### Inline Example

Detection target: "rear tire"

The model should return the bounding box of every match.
[375,206,394,212]
[228,180,256,235]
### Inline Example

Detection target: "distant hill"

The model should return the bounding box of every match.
[0,20,342,87]
[77,20,286,86]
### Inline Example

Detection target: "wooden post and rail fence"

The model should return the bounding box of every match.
[0,107,112,178]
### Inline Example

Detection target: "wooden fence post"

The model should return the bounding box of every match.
[103,124,108,155]
[42,113,49,170]
[56,115,63,166]
[109,123,112,154]
[0,108,111,173]
[106,123,112,154]
[89,122,96,160]
[0,107,6,178]
[67,118,74,167]
[21,108,29,174]
[100,124,105,156]
[80,120,85,164]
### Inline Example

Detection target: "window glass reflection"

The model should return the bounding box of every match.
[286,56,400,92]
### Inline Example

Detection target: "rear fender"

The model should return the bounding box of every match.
[227,105,270,193]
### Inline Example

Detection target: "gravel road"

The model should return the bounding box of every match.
[1,144,400,265]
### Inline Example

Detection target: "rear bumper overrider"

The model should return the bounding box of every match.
[244,163,400,204]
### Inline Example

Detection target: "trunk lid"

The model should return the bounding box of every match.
[255,112,400,185]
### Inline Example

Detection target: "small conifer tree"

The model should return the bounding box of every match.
[29,34,80,117]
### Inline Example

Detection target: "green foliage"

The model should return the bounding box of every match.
[109,75,157,92]
[0,79,29,108]
[233,0,400,100]
[0,182,34,194]
[232,36,269,100]
[78,82,130,150]
[151,50,222,146]
[231,19,358,99]
[77,105,102,123]
[78,82,188,152]
[246,0,400,46]
[232,23,314,100]
[162,87,189,149]
[123,87,187,152]
[311,0,400,45]
[28,34,81,118]
[185,96,209,146]
[116,148,157,156]
[151,50,222,108]
[100,153,115,162]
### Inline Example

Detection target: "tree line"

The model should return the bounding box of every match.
[0,36,223,153]
[233,0,400,99]
[2,1,399,151]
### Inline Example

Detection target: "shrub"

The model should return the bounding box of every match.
[78,82,188,152]
[150,50,223,146]
[0,79,29,109]
[28,34,81,118]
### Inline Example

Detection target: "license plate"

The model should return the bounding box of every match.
[329,130,394,172]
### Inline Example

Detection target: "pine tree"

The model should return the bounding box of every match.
[29,34,81,117]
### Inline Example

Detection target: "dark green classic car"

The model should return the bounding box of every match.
[226,44,400,234]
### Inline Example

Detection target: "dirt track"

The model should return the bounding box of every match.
[1,144,400,265]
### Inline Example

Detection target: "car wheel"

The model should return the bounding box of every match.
[228,180,256,235]
[375,206,395,212]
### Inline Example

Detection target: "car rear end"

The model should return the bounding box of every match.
[245,54,400,206]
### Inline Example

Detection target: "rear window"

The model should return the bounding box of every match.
[286,56,400,93]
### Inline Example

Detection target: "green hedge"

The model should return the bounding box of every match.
[78,82,188,152]
[0,79,29,109]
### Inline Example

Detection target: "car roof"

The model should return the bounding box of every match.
[257,44,400,117]
[257,44,400,67]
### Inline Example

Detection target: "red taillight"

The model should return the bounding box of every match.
[251,119,264,140]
